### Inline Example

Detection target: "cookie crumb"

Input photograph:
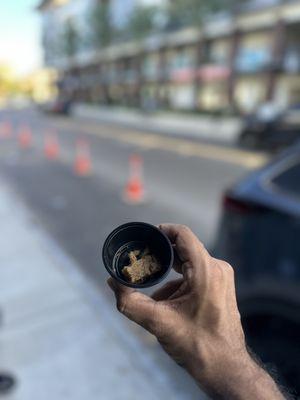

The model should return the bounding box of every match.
[122,248,161,283]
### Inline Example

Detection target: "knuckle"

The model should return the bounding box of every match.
[213,263,225,280]
[197,240,205,252]
[222,261,235,276]
[179,224,192,235]
[212,258,234,279]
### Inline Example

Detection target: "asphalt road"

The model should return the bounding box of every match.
[0,107,268,399]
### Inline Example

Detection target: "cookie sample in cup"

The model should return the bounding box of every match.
[102,222,174,288]
[122,247,161,284]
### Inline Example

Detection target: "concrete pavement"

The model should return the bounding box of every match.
[0,107,258,250]
[0,106,272,399]
[0,178,204,400]
[0,107,264,399]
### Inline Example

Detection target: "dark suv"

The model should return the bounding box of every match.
[239,104,300,151]
[214,144,300,395]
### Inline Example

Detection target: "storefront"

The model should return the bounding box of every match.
[197,65,230,111]
[234,75,268,113]
[274,75,300,109]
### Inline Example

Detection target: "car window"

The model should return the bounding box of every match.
[271,159,300,197]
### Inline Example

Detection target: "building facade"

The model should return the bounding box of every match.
[38,0,300,113]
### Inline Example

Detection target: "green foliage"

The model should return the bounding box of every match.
[86,0,246,48]
[127,5,158,40]
[0,65,22,97]
[166,0,241,29]
[90,0,112,48]
[63,19,79,58]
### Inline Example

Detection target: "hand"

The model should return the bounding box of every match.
[107,224,285,399]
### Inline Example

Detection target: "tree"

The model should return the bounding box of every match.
[0,65,20,98]
[165,0,245,30]
[90,0,112,48]
[63,19,80,58]
[127,5,158,40]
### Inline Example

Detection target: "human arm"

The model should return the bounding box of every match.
[107,224,287,399]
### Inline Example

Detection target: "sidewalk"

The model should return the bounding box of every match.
[0,179,202,400]
[72,103,243,144]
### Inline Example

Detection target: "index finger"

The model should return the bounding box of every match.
[159,224,210,282]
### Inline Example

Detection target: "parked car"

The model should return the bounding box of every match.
[40,97,73,115]
[214,143,300,395]
[239,103,300,151]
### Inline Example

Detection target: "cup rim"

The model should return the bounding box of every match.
[102,222,174,288]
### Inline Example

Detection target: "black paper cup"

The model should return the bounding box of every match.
[102,222,174,288]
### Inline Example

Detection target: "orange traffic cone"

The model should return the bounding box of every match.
[0,121,12,139]
[18,125,32,149]
[74,138,92,176]
[123,154,145,204]
[44,132,59,160]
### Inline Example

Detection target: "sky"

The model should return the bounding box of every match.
[0,0,42,76]
[0,0,163,77]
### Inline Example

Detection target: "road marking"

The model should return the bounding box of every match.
[48,118,270,169]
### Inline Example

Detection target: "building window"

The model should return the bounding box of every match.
[202,40,230,66]
[142,55,159,79]
[168,49,195,71]
[235,47,271,72]
[284,46,300,73]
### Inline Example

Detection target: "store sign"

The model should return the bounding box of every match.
[197,65,231,81]
[170,68,196,83]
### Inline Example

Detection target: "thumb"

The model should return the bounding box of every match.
[107,278,163,334]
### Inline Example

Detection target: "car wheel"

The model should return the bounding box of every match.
[238,131,259,149]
